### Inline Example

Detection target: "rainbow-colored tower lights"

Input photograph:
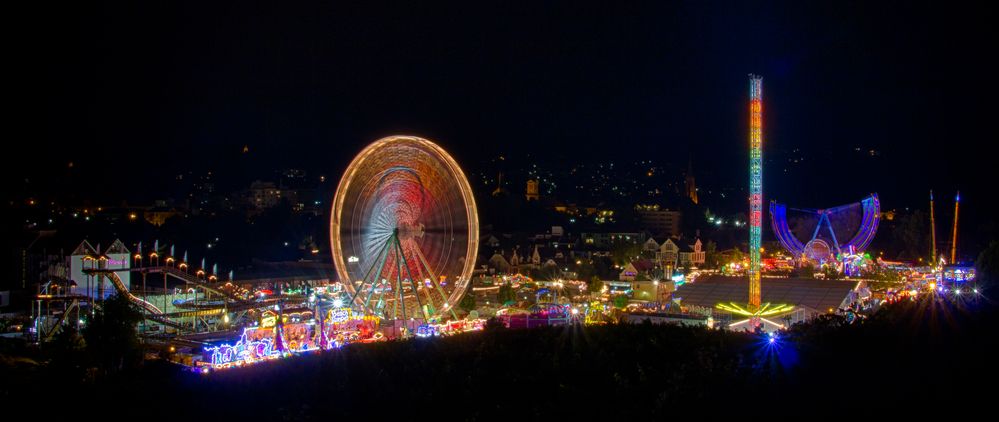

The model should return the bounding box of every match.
[951,191,959,264]
[748,75,763,314]
[930,190,936,263]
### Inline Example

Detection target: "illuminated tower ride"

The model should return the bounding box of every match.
[716,75,792,330]
[748,75,763,315]
[950,191,960,263]
[930,190,937,263]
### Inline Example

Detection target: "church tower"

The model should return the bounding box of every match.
[526,179,540,201]
[685,157,698,204]
[492,172,508,197]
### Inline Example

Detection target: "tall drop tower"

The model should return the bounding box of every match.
[715,75,792,329]
[951,191,960,263]
[748,75,763,314]
[930,190,936,263]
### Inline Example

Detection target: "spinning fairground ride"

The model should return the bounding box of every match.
[330,136,479,322]
[770,194,880,266]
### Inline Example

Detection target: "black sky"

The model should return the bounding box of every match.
[10,1,998,236]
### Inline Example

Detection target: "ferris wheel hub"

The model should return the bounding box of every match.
[395,222,425,241]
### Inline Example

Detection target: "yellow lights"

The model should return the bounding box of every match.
[261,315,277,328]
[329,136,479,320]
[716,302,794,317]
[129,213,138,220]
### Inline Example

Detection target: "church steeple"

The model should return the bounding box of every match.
[525,179,539,201]
[492,172,508,197]
[685,156,698,204]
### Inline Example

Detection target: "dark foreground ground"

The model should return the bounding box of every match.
[4,295,998,419]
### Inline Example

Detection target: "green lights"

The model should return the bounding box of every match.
[715,302,793,317]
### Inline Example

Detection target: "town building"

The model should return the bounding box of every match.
[634,204,682,237]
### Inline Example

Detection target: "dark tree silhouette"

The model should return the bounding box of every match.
[82,293,144,374]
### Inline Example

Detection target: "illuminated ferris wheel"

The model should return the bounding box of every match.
[330,136,479,321]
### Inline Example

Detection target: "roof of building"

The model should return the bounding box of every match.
[627,259,656,272]
[673,275,856,313]
[235,260,336,284]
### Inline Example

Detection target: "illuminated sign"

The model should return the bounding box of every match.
[204,329,279,368]
[415,324,438,338]
[261,315,277,328]
[328,307,352,323]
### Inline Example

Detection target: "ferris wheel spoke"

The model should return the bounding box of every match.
[393,235,408,320]
[412,240,457,319]
[396,238,430,320]
[361,238,393,311]
[349,237,391,307]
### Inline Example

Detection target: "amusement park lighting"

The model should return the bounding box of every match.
[974,289,979,294]
[333,299,343,307]
[716,302,794,317]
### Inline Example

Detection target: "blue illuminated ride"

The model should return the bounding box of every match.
[770,194,880,263]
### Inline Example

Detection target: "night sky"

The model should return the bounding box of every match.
[10,1,998,237]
